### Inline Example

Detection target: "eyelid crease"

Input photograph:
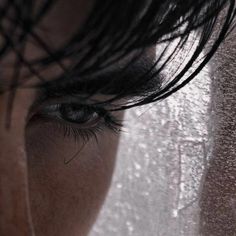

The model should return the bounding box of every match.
[29,92,121,119]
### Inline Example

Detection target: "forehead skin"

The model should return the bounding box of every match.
[0,0,94,89]
[36,0,94,49]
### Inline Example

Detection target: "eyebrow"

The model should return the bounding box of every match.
[38,54,162,104]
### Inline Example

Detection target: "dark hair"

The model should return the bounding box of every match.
[1,0,236,110]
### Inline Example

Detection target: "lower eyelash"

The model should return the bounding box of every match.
[61,123,102,144]
[58,113,123,144]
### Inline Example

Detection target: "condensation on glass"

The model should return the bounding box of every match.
[90,65,211,236]
[90,28,236,236]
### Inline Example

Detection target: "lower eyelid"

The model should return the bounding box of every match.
[29,113,115,142]
[28,105,123,144]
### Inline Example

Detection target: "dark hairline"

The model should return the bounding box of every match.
[1,0,236,111]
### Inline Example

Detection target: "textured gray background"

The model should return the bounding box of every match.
[90,63,211,236]
[90,19,236,235]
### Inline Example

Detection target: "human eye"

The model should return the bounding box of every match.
[29,102,123,144]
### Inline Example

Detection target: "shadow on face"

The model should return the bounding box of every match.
[0,1,125,236]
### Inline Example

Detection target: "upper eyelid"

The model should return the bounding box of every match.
[34,103,122,132]
[42,103,107,114]
[32,102,112,124]
[31,89,122,117]
[29,93,103,117]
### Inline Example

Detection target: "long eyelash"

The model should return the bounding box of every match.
[59,110,123,144]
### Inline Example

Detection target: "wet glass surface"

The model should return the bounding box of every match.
[91,26,236,236]
[90,64,211,236]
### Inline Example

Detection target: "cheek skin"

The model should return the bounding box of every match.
[26,118,122,236]
[0,90,35,235]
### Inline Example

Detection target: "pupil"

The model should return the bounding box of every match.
[60,104,96,124]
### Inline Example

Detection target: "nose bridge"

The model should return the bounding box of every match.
[0,98,34,235]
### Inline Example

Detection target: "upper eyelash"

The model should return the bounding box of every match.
[52,104,123,143]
